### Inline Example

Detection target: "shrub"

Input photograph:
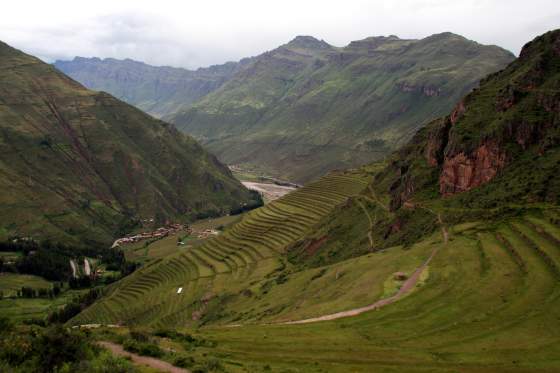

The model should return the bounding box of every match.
[122,339,163,358]
[174,355,195,368]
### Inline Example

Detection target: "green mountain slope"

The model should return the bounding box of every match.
[170,33,515,183]
[54,57,249,118]
[0,41,259,246]
[293,29,560,265]
[71,30,560,372]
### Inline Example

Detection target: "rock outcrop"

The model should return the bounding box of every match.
[384,29,560,207]
[439,141,507,196]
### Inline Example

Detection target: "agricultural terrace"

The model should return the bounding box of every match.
[71,171,369,327]
[91,209,560,373]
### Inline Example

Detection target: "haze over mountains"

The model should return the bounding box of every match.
[54,57,252,119]
[56,33,515,183]
[0,41,258,246]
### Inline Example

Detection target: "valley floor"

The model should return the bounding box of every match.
[240,181,296,202]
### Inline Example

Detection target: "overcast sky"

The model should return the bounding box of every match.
[1,0,559,69]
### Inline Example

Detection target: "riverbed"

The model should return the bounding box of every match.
[241,181,296,202]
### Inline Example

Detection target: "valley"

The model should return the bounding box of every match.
[0,9,559,373]
[58,33,515,184]
[240,181,296,202]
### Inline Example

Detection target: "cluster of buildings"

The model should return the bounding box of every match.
[112,223,188,248]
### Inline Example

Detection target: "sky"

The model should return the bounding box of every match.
[1,0,559,70]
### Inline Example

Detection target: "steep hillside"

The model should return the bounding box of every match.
[54,57,249,118]
[70,171,370,326]
[292,29,560,266]
[170,33,515,183]
[0,41,259,246]
[70,30,560,372]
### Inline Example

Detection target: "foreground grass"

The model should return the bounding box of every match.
[86,214,560,372]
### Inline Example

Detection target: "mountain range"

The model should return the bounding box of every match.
[54,57,252,119]
[0,41,258,246]
[56,33,515,183]
[67,30,560,373]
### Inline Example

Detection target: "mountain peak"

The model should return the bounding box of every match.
[346,35,405,50]
[286,35,332,50]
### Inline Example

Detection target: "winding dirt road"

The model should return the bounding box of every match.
[281,206,448,325]
[282,247,439,325]
[98,341,189,373]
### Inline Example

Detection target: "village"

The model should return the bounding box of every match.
[111,222,221,248]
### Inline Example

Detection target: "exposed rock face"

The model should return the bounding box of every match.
[450,100,466,125]
[384,29,560,207]
[425,119,451,167]
[439,142,507,195]
[389,168,416,211]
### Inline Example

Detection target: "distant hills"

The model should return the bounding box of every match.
[54,57,251,118]
[56,33,515,183]
[0,41,258,246]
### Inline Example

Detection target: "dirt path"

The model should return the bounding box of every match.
[98,341,189,373]
[356,199,375,249]
[279,205,449,325]
[281,247,439,325]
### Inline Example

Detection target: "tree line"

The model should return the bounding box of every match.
[0,239,135,282]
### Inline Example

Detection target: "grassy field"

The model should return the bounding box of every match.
[89,211,560,372]
[0,272,88,321]
[68,166,560,371]
[0,273,52,297]
[70,171,370,327]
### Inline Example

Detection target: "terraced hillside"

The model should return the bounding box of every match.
[188,210,560,372]
[70,171,369,327]
[71,30,560,372]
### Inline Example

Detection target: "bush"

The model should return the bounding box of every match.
[122,339,163,358]
[174,355,195,368]
[33,325,91,373]
[89,350,138,373]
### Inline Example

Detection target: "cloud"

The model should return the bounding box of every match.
[1,0,559,69]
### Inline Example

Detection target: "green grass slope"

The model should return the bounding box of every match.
[189,214,560,372]
[54,57,249,118]
[0,41,258,246]
[291,29,560,265]
[75,30,559,372]
[170,33,514,183]
[69,171,369,327]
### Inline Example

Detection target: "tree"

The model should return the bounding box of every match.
[33,325,89,373]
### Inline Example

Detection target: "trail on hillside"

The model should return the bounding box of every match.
[278,205,448,325]
[356,199,375,249]
[98,341,189,373]
[281,247,438,325]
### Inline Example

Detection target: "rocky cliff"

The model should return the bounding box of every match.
[383,29,560,209]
